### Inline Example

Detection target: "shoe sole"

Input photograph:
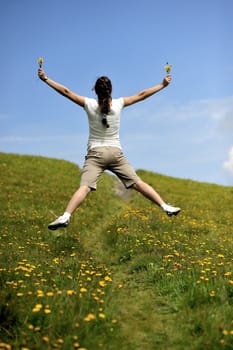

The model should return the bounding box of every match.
[166,209,181,217]
[48,222,69,231]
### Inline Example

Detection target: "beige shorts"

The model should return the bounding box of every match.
[80,147,141,190]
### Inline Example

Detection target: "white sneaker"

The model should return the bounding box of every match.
[48,216,69,230]
[163,204,181,217]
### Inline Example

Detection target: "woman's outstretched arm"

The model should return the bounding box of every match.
[38,68,85,107]
[123,75,171,107]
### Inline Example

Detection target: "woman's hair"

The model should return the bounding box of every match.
[94,76,112,128]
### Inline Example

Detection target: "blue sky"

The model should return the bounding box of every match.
[1,0,233,186]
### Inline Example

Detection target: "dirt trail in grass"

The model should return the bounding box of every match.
[114,179,133,201]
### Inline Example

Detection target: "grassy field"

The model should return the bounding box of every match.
[0,152,233,350]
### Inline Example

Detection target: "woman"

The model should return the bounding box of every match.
[38,69,180,230]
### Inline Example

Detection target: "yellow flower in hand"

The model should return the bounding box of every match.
[38,57,44,68]
[164,62,173,74]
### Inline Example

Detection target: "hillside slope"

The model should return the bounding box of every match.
[1,153,233,350]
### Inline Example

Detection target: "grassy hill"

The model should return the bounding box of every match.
[0,152,233,350]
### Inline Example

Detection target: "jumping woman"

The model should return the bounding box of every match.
[38,68,180,230]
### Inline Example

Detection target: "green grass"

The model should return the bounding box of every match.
[0,152,233,350]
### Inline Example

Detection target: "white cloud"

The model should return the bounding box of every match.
[163,96,233,124]
[223,146,233,176]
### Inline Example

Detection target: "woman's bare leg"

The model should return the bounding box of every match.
[132,180,180,216]
[132,180,164,206]
[48,185,91,230]
[65,185,91,214]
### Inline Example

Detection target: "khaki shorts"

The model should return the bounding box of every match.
[80,147,141,190]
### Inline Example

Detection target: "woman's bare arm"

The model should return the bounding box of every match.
[38,68,85,107]
[123,75,171,107]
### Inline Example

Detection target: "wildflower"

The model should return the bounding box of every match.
[67,290,75,295]
[224,272,232,276]
[99,280,106,287]
[80,287,87,293]
[104,276,112,282]
[42,336,49,343]
[32,304,43,312]
[38,57,44,68]
[84,313,95,321]
[164,62,172,74]
[37,290,44,297]
[0,343,12,350]
[209,291,215,297]
[46,292,54,297]
[228,280,233,285]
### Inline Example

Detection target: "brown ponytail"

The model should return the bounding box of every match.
[94,76,112,128]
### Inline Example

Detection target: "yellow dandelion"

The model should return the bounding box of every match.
[44,308,51,314]
[84,313,95,322]
[37,290,44,297]
[32,304,43,312]
[99,313,106,319]
[80,287,87,293]
[164,62,172,74]
[99,280,106,287]
[42,336,49,343]
[0,342,12,350]
[104,276,112,282]
[224,272,232,276]
[228,280,233,285]
[38,57,44,68]
[67,290,75,295]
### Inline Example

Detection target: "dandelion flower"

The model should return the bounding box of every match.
[38,57,44,68]
[0,343,12,350]
[67,290,75,295]
[99,280,106,287]
[164,62,172,74]
[42,336,49,343]
[84,313,95,322]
